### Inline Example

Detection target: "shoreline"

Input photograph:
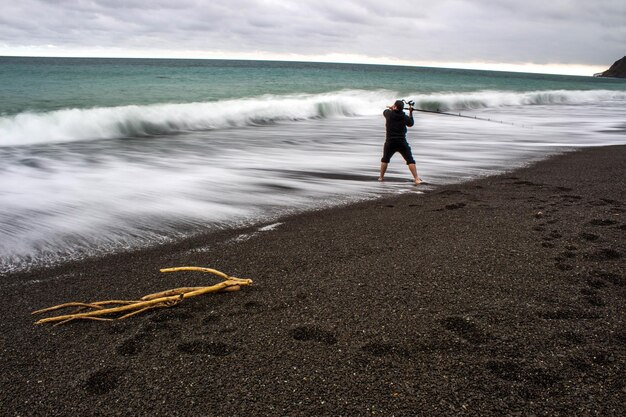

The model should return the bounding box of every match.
[2,146,625,416]
[0,146,568,281]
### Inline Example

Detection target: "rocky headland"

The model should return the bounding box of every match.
[595,56,626,78]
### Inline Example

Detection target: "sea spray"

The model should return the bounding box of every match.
[2,89,626,147]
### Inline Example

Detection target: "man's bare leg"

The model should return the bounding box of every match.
[408,163,422,184]
[379,162,388,181]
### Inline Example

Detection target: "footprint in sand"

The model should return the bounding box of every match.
[85,368,124,395]
[290,326,337,345]
[558,251,577,259]
[592,271,624,286]
[202,313,221,325]
[583,294,606,307]
[486,360,523,381]
[580,287,597,296]
[116,335,146,356]
[555,262,574,271]
[586,277,608,289]
[579,232,600,241]
[441,316,487,344]
[585,248,623,261]
[243,300,264,314]
[488,363,562,391]
[549,230,563,239]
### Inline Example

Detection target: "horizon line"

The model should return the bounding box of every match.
[0,50,607,77]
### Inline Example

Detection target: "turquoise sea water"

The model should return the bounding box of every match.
[2,57,626,115]
[1,57,625,273]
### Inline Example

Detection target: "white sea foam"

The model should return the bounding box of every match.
[0,90,386,147]
[1,89,625,274]
[2,89,625,147]
[413,89,626,111]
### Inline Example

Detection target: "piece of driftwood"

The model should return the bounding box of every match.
[32,267,252,325]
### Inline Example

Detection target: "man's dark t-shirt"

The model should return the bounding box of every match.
[381,108,416,165]
[383,109,414,143]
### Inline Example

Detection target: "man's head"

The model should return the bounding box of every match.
[394,100,404,111]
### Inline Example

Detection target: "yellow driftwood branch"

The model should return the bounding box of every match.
[32,300,139,315]
[32,267,252,325]
[140,287,205,301]
[34,294,183,325]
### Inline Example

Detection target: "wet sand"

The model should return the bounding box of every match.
[1,146,625,416]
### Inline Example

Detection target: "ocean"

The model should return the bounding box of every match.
[1,56,625,274]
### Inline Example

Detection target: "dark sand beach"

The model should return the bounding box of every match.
[1,146,624,416]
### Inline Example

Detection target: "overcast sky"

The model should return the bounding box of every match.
[1,0,624,74]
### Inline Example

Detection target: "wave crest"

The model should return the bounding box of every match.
[1,89,624,146]
[413,89,626,112]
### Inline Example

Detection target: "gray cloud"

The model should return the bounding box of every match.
[1,0,624,65]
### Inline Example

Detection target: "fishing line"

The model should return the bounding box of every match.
[402,100,531,128]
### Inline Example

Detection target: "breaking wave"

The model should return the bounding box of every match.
[1,89,625,147]
[413,89,626,112]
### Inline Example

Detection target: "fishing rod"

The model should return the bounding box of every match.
[401,100,529,128]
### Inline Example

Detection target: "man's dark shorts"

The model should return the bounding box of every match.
[381,140,415,165]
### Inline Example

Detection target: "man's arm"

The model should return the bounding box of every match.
[406,108,414,127]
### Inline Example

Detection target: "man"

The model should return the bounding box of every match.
[379,100,422,185]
